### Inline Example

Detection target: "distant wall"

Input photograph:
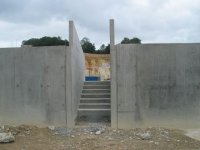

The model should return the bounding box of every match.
[113,43,200,128]
[0,46,67,126]
[0,21,85,127]
[84,53,110,80]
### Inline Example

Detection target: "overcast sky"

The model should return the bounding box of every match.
[0,0,199,49]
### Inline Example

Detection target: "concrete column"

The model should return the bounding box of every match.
[66,21,74,127]
[110,19,115,47]
[110,19,118,128]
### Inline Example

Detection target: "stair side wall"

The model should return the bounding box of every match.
[66,21,85,127]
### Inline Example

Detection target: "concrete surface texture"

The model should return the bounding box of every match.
[0,46,67,126]
[66,21,85,127]
[0,21,85,127]
[114,43,200,129]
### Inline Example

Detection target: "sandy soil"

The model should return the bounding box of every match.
[1,124,200,150]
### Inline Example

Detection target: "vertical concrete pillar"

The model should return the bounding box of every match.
[110,19,118,128]
[66,21,74,127]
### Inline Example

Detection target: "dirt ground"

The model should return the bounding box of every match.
[1,124,200,150]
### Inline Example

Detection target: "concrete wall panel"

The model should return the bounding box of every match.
[0,22,84,127]
[67,21,85,127]
[0,46,67,126]
[115,43,200,128]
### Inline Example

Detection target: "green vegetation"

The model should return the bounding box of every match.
[22,36,69,46]
[121,37,141,44]
[81,36,141,54]
[80,37,96,53]
[81,37,110,54]
[22,36,141,54]
[96,44,110,54]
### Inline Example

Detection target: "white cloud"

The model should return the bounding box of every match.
[130,0,150,6]
[0,0,200,48]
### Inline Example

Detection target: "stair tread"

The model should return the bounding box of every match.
[78,108,111,111]
[82,89,110,90]
[83,85,110,87]
[82,93,110,95]
[79,103,110,105]
[83,86,110,89]
[84,81,110,83]
[80,98,110,100]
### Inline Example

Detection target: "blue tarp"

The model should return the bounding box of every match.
[85,76,100,81]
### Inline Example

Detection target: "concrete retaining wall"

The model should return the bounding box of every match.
[0,46,67,126]
[113,43,200,128]
[66,21,85,127]
[0,21,84,127]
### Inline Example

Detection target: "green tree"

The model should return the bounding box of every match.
[81,37,96,53]
[99,44,106,51]
[121,37,130,44]
[22,36,69,46]
[121,37,141,44]
[95,44,110,54]
[104,44,110,54]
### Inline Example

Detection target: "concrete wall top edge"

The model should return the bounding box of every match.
[120,43,200,46]
[0,45,68,50]
[117,43,200,50]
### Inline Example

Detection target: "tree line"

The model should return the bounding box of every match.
[22,36,141,54]
[22,36,69,47]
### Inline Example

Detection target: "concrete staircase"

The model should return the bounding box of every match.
[77,81,111,122]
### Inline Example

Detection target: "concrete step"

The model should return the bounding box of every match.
[81,93,110,98]
[78,81,111,123]
[78,108,111,116]
[82,89,110,93]
[83,85,110,89]
[78,108,111,111]
[84,81,110,85]
[79,103,110,105]
[77,110,110,122]
[79,103,111,109]
[80,98,110,103]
